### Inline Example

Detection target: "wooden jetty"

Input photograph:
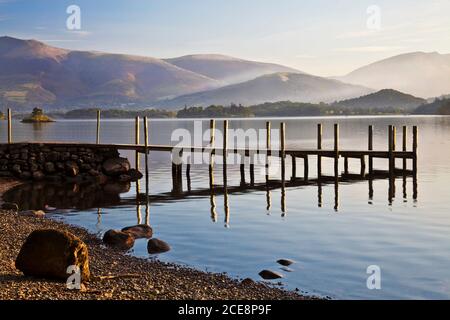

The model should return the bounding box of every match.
[3,109,418,202]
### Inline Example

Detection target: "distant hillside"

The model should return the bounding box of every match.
[337,52,450,98]
[413,98,450,115]
[157,72,372,109]
[335,89,426,111]
[0,36,219,109]
[165,54,301,84]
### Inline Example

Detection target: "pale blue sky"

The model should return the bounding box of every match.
[1,0,449,76]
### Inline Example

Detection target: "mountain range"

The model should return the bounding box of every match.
[0,36,449,110]
[157,72,371,108]
[337,52,450,98]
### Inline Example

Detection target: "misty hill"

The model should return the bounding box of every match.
[338,52,450,98]
[157,72,372,109]
[335,89,426,111]
[165,54,301,84]
[0,36,218,109]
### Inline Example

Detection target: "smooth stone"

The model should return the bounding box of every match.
[147,238,171,254]
[103,229,135,250]
[19,210,46,218]
[277,259,295,266]
[258,269,284,280]
[15,229,90,281]
[121,224,153,239]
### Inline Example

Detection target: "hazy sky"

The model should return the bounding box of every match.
[1,0,449,76]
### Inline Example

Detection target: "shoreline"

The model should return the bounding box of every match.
[0,178,310,300]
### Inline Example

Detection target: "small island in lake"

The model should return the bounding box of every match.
[21,107,54,123]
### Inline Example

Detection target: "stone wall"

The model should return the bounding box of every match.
[0,143,142,183]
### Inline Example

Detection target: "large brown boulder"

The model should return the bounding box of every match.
[15,229,90,281]
[103,229,135,250]
[102,157,131,176]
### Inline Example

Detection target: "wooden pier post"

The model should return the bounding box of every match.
[360,155,366,176]
[317,123,322,178]
[143,116,150,225]
[240,161,246,186]
[388,125,394,176]
[265,121,271,183]
[209,119,216,189]
[344,157,349,175]
[392,125,397,171]
[7,108,12,144]
[223,120,230,227]
[304,156,309,181]
[291,155,296,180]
[223,120,228,187]
[280,122,286,183]
[368,125,373,175]
[413,126,418,174]
[96,109,101,144]
[334,124,339,178]
[143,116,149,191]
[402,126,407,172]
[135,116,140,170]
[186,148,192,192]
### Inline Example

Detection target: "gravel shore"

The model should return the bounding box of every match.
[0,178,308,300]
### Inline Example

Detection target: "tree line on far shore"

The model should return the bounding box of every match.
[3,98,450,121]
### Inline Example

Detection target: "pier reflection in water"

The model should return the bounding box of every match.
[4,158,417,228]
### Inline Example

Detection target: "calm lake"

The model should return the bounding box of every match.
[2,115,450,299]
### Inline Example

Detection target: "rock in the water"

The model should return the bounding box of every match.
[122,224,153,239]
[277,259,295,266]
[103,229,135,250]
[1,202,19,212]
[147,238,171,254]
[19,210,46,218]
[15,229,90,281]
[102,157,131,176]
[258,269,283,280]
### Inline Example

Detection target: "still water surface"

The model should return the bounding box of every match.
[2,116,450,299]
